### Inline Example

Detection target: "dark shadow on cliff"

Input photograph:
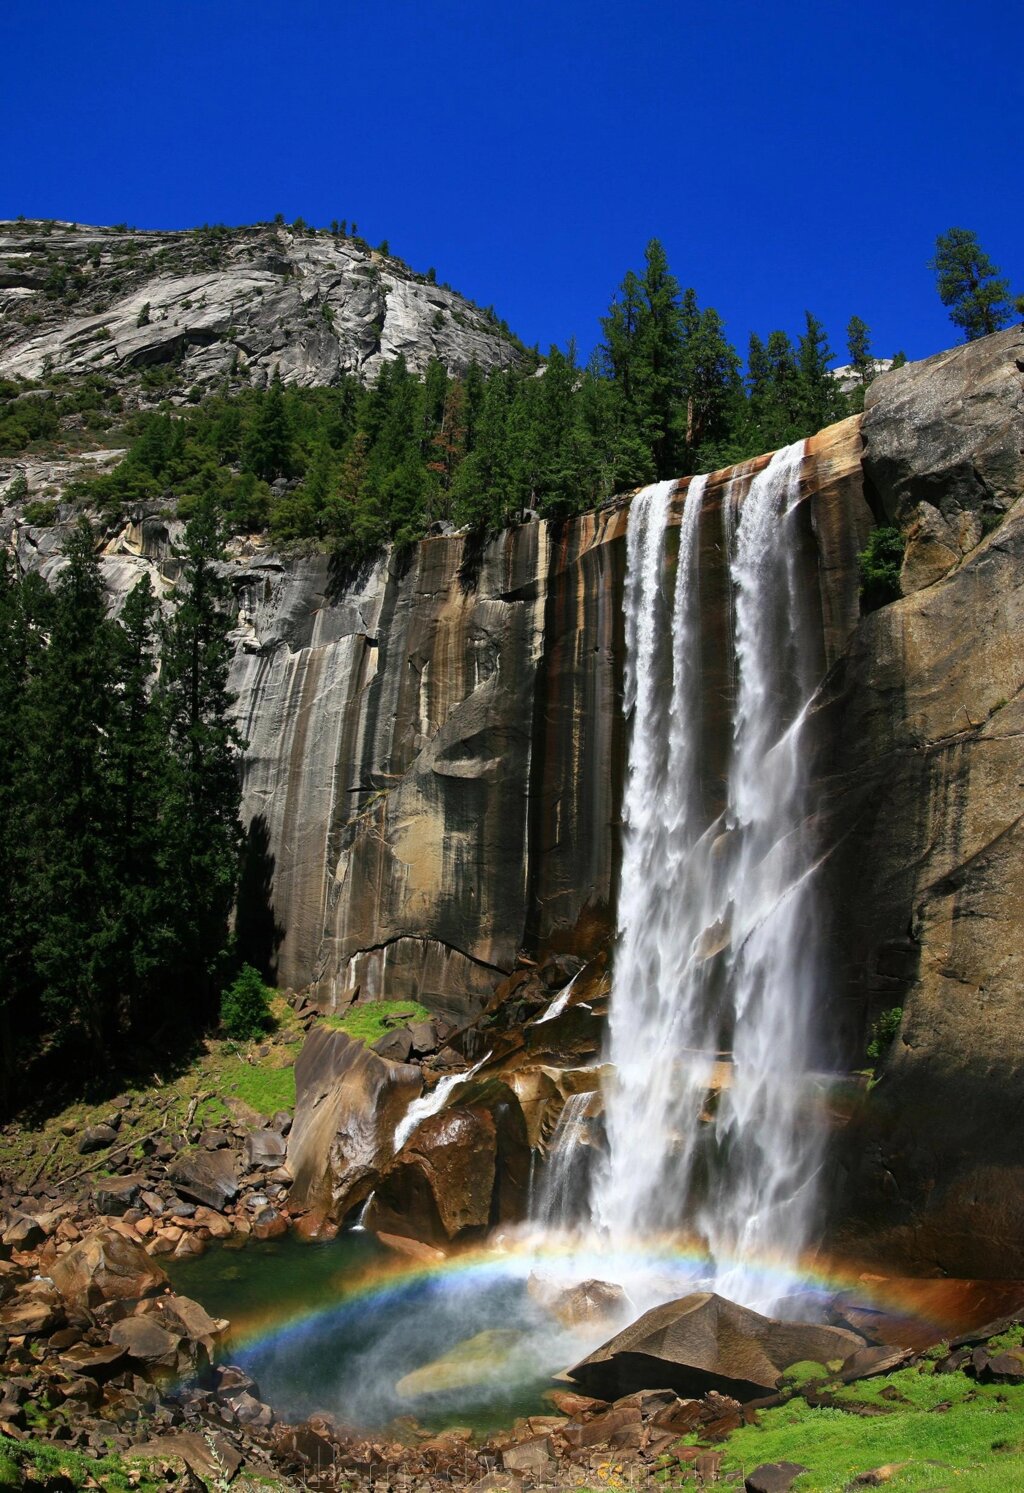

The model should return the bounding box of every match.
[234,813,285,985]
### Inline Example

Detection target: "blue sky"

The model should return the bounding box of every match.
[2,0,1021,366]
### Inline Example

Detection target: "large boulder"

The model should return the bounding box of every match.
[51,1229,168,1308]
[363,1106,497,1246]
[169,1149,240,1211]
[286,1025,421,1221]
[566,1292,863,1401]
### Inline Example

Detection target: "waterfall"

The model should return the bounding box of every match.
[392,1052,492,1153]
[537,1092,595,1228]
[591,446,825,1307]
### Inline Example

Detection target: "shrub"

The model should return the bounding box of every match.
[859,524,905,610]
[22,498,58,527]
[220,965,275,1040]
[867,1005,903,1062]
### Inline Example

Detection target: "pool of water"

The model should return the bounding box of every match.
[168,1233,582,1433]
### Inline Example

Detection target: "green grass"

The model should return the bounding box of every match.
[323,998,431,1046]
[0,994,304,1185]
[0,1436,165,1493]
[219,1055,296,1115]
[719,1362,1024,1491]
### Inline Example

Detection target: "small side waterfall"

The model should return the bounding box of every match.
[393,1052,491,1153]
[536,1092,596,1228]
[591,444,826,1307]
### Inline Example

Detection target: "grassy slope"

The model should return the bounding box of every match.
[0,998,430,1190]
[718,1353,1024,1491]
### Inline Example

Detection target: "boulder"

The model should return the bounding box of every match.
[51,1229,168,1308]
[109,1315,207,1379]
[1,1215,43,1251]
[566,1292,864,1401]
[501,1437,553,1474]
[746,1466,808,1493]
[77,1123,118,1154]
[93,1174,145,1216]
[169,1150,239,1210]
[128,1432,242,1483]
[530,1276,628,1329]
[372,1026,414,1062]
[57,1341,127,1379]
[286,1026,421,1221]
[364,1106,497,1246]
[395,1328,527,1400]
[244,1129,287,1168]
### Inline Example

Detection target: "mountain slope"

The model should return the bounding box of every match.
[0,219,523,399]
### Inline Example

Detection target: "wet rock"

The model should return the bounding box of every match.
[287,1026,421,1220]
[78,1124,118,1154]
[531,1276,628,1329]
[169,1150,239,1210]
[408,1019,440,1056]
[252,1207,289,1241]
[396,1329,527,1399]
[269,1110,292,1135]
[228,1389,274,1427]
[364,1106,497,1246]
[51,1229,168,1308]
[567,1292,863,1401]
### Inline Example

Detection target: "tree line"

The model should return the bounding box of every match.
[0,512,247,1112]
[55,238,900,558]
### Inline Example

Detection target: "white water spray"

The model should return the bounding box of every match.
[591,447,826,1307]
[392,1052,492,1153]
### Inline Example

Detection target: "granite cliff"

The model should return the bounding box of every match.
[4,327,1023,1276]
[0,219,522,398]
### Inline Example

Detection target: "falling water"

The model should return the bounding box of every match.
[591,445,826,1308]
[393,1052,492,1152]
[537,1092,596,1228]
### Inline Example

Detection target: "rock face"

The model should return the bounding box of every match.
[566,1292,863,1401]
[286,1025,421,1221]
[826,328,1024,1276]
[0,220,522,395]
[228,422,868,1019]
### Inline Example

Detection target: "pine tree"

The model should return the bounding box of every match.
[157,505,244,1023]
[25,523,117,1057]
[244,374,292,480]
[796,312,844,432]
[931,229,1013,341]
[103,576,167,1036]
[846,316,873,383]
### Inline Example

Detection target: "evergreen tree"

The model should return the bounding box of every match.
[681,305,742,458]
[25,523,117,1057]
[931,229,1013,341]
[157,505,244,1023]
[846,316,873,382]
[103,577,167,1036]
[796,312,844,431]
[244,375,292,480]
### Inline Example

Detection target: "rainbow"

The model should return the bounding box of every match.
[210,1230,962,1364]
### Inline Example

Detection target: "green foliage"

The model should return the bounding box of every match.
[932,228,1014,341]
[0,1436,165,1493]
[0,516,244,1114]
[220,964,275,1040]
[324,998,432,1046]
[21,498,58,526]
[859,524,905,610]
[867,1005,903,1062]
